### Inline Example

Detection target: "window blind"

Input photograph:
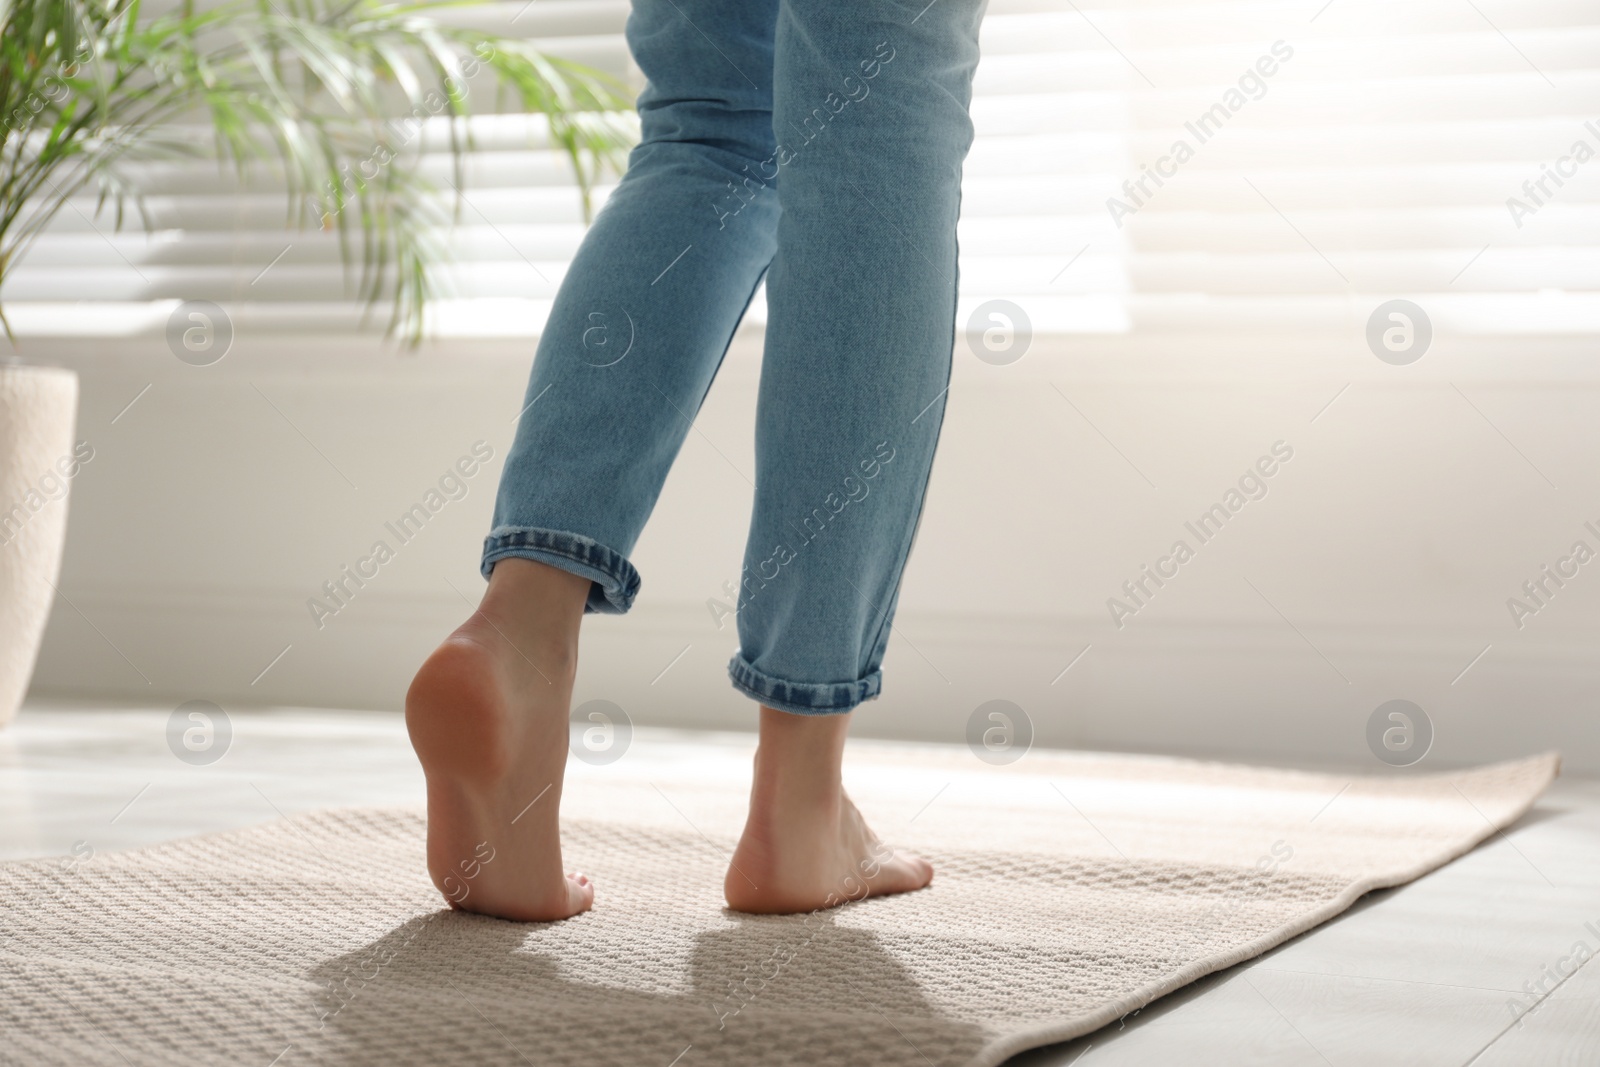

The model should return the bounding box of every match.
[5,0,1596,342]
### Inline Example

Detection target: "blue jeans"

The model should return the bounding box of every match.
[484,0,986,715]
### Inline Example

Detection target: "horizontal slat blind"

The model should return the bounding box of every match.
[5,0,1597,340]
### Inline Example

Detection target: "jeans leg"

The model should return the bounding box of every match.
[725,0,987,714]
[484,0,782,612]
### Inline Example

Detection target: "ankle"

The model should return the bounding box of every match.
[473,558,589,673]
[750,705,851,806]
[482,558,591,619]
[749,762,843,820]
[469,606,579,680]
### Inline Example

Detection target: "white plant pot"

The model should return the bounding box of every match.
[0,362,79,729]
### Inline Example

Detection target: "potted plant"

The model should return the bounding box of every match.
[0,0,634,726]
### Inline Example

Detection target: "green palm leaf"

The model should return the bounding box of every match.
[0,0,635,341]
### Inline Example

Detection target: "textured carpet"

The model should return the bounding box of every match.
[0,741,1559,1067]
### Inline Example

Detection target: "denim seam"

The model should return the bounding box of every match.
[858,162,966,677]
[727,651,881,716]
[696,257,776,420]
[481,527,642,614]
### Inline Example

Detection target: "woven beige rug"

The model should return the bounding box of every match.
[0,738,1558,1067]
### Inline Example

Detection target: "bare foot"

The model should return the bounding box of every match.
[724,707,933,914]
[405,559,595,922]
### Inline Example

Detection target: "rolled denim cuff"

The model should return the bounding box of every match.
[726,651,881,716]
[481,526,641,615]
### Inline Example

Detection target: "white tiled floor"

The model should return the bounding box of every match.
[0,703,427,861]
[4,701,1597,1065]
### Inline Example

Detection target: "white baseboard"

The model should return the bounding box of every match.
[30,583,1600,772]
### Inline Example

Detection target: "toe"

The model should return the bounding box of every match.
[879,851,933,896]
[567,872,595,915]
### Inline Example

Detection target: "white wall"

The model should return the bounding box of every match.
[20,325,1600,771]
